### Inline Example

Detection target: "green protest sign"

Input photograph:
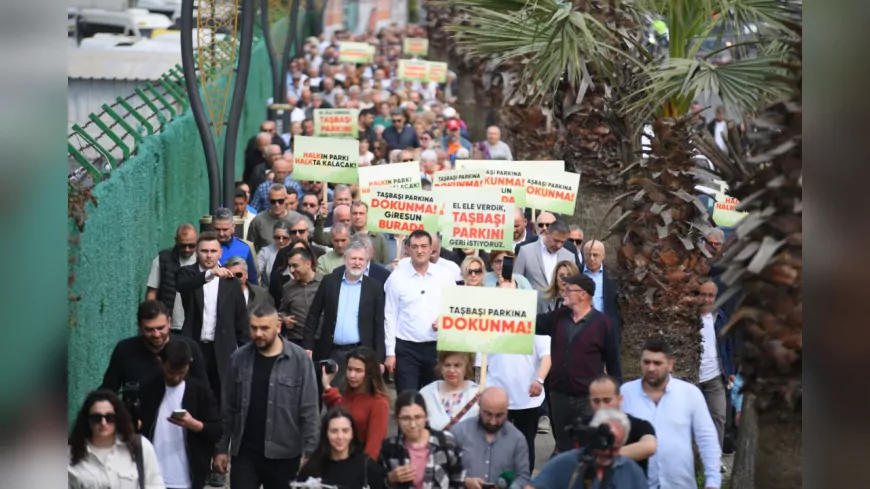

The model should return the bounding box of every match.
[428,62,448,83]
[398,59,430,83]
[314,108,359,138]
[439,188,513,252]
[432,169,484,188]
[357,162,421,204]
[524,169,581,215]
[367,186,441,235]
[437,286,537,355]
[338,42,375,64]
[403,37,429,57]
[292,135,358,184]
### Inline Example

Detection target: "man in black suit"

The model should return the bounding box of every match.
[332,232,391,287]
[304,240,386,386]
[176,231,249,402]
[582,240,622,344]
[139,340,222,489]
[514,211,583,270]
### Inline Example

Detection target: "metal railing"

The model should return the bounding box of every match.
[67,66,189,188]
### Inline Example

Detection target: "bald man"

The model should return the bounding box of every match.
[484,125,513,160]
[582,240,622,344]
[512,207,529,247]
[450,387,531,487]
[146,224,198,330]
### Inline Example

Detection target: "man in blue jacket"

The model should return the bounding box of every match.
[697,279,735,448]
[382,108,420,152]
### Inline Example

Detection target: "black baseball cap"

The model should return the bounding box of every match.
[562,274,595,296]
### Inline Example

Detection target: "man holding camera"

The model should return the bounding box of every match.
[589,375,657,476]
[525,409,648,489]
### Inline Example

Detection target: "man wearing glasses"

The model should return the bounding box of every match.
[382,108,420,153]
[146,224,199,331]
[533,274,622,453]
[248,184,295,252]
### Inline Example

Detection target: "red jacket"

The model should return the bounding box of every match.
[323,387,390,460]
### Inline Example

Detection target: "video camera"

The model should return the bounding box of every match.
[567,419,615,451]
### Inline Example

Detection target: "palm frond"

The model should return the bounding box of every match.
[446,2,625,103]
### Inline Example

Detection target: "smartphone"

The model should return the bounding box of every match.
[171,409,187,418]
[501,255,514,281]
[318,359,338,374]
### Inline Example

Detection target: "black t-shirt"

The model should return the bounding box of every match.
[626,414,656,476]
[298,454,384,489]
[239,352,280,455]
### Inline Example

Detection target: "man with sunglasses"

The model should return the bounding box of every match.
[248,184,294,252]
[225,256,274,315]
[382,108,420,153]
[146,224,199,331]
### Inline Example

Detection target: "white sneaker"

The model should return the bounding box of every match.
[537,416,551,434]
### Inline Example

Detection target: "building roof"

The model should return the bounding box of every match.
[68,46,181,80]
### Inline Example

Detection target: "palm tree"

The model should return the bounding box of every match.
[694,25,802,489]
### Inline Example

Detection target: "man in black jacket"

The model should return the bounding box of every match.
[140,340,222,489]
[304,241,386,376]
[176,231,250,402]
[145,224,198,331]
[100,300,208,394]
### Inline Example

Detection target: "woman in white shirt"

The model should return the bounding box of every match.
[68,389,165,489]
[419,351,480,430]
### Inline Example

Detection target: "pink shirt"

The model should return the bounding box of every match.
[406,442,429,489]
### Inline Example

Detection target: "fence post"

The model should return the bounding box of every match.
[135,87,168,127]
[116,97,154,135]
[102,104,143,145]
[71,124,118,169]
[68,142,103,180]
[145,82,177,119]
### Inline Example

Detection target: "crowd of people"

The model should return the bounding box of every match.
[69,23,746,489]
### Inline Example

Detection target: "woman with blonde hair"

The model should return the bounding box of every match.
[458,255,487,287]
[419,351,480,430]
[539,260,580,313]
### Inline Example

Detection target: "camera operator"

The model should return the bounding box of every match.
[524,409,647,489]
[589,375,657,476]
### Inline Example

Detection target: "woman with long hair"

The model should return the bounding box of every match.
[418,351,480,430]
[321,346,390,460]
[540,260,580,314]
[379,391,464,489]
[482,250,534,290]
[257,220,293,288]
[69,389,165,489]
[297,407,384,489]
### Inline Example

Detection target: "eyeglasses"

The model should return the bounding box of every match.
[274,235,291,242]
[289,229,307,235]
[270,198,285,205]
[398,414,427,425]
[466,268,484,276]
[569,239,583,245]
[302,202,318,208]
[233,272,244,278]
[178,243,196,250]
[88,413,116,425]
[537,222,553,229]
[402,158,414,162]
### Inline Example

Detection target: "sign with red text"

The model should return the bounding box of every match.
[439,189,513,252]
[432,169,484,188]
[292,135,358,184]
[338,41,375,64]
[367,187,441,234]
[403,37,429,57]
[712,190,747,227]
[314,108,359,138]
[357,162,421,204]
[437,286,537,354]
[397,59,430,83]
[428,61,448,83]
[523,170,581,215]
[455,160,567,209]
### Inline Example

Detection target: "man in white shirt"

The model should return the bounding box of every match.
[697,280,734,448]
[621,338,721,489]
[709,106,730,154]
[485,335,551,470]
[384,229,457,393]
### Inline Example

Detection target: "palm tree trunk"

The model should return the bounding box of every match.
[756,405,802,488]
[728,393,757,489]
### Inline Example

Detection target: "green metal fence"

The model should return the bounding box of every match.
[67,32,273,424]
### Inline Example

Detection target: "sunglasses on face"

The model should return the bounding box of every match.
[402,158,414,162]
[570,239,583,245]
[270,198,285,205]
[302,202,318,208]
[466,268,484,276]
[538,222,553,229]
[289,229,307,235]
[178,243,196,249]
[88,413,116,424]
[234,272,244,278]
[274,235,291,242]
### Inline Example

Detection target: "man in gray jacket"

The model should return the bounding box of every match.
[213,303,319,489]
